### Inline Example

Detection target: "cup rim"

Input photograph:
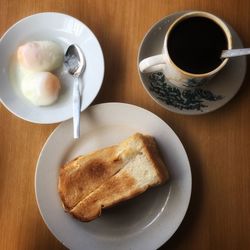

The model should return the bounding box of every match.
[164,11,233,77]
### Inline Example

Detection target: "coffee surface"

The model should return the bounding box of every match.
[167,16,228,74]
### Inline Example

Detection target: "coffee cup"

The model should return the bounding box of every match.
[139,11,232,89]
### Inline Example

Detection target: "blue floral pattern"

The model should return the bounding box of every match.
[184,78,207,88]
[148,72,223,111]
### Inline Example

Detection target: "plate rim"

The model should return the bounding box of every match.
[0,12,105,124]
[35,102,192,250]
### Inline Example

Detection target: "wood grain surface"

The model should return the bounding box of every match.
[0,0,250,249]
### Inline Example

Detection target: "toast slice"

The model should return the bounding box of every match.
[58,133,169,221]
[58,146,121,210]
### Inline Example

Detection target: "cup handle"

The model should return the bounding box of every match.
[139,55,165,73]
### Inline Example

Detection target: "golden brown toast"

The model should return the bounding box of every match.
[58,133,169,221]
[58,146,122,210]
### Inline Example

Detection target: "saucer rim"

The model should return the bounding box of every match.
[137,11,247,115]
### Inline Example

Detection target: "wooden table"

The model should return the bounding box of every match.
[0,0,250,249]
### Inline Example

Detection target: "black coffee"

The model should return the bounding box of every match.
[167,16,228,74]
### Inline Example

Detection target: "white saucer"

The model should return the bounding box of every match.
[35,103,191,250]
[0,12,104,123]
[138,11,247,115]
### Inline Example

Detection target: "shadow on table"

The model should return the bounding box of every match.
[159,136,204,250]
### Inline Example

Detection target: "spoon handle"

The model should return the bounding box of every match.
[221,48,250,58]
[73,78,80,139]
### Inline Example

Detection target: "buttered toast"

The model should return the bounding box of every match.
[58,133,169,222]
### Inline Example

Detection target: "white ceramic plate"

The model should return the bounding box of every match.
[35,103,192,250]
[138,11,246,115]
[0,12,104,123]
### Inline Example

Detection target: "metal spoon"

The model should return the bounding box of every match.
[221,48,250,58]
[64,44,86,139]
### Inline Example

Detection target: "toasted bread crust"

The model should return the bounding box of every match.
[58,133,169,221]
[139,134,169,183]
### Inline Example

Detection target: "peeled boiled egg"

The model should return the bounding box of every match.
[17,41,64,72]
[21,72,61,106]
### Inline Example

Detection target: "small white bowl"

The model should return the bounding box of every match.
[0,12,104,124]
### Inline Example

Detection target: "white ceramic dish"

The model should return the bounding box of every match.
[138,11,246,115]
[35,102,192,250]
[0,12,104,123]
